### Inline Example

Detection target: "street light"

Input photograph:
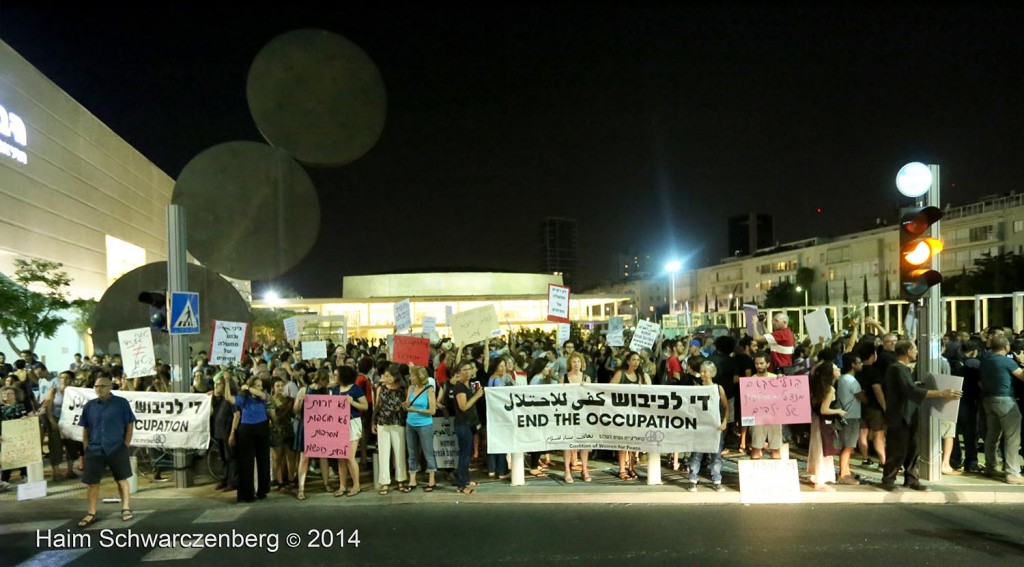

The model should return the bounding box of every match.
[795,285,808,307]
[665,261,682,314]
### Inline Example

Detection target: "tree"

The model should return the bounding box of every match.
[944,251,1024,296]
[763,281,801,309]
[795,267,815,301]
[0,259,79,353]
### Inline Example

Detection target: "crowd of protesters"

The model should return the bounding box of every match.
[1,314,1022,500]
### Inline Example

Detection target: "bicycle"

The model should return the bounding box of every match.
[132,443,223,483]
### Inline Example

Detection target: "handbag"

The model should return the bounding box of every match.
[819,414,840,457]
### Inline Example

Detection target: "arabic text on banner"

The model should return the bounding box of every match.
[485,384,722,454]
[58,387,212,450]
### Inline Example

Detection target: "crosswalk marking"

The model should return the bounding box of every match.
[86,509,153,531]
[192,507,248,524]
[15,549,90,567]
[0,519,69,535]
[141,543,204,562]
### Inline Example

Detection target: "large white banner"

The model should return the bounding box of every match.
[58,387,212,450]
[485,384,722,453]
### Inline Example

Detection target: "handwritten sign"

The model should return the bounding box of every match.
[303,394,351,458]
[629,320,661,352]
[301,340,328,361]
[803,308,832,344]
[547,284,570,323]
[1,416,42,470]
[58,388,211,450]
[17,480,47,501]
[393,335,431,366]
[450,304,501,345]
[118,327,155,379]
[739,375,811,426]
[485,384,722,453]
[739,459,801,504]
[557,323,571,347]
[432,417,458,468]
[923,373,963,422]
[744,304,759,337]
[608,317,624,347]
[445,305,453,326]
[283,317,299,341]
[422,315,437,335]
[209,320,247,365]
[394,299,412,333]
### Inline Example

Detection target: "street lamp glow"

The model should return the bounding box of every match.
[264,290,283,306]
[896,162,933,198]
[665,261,681,272]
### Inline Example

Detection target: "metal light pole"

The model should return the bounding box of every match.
[167,205,192,488]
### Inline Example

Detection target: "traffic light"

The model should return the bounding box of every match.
[899,206,944,300]
[138,290,167,333]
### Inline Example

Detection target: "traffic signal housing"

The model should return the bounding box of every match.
[138,290,167,333]
[899,206,944,300]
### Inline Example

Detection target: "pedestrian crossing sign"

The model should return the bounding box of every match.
[169,292,200,335]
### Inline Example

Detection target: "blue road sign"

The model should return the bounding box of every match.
[169,292,200,335]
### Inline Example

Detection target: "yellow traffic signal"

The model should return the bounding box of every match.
[899,207,943,299]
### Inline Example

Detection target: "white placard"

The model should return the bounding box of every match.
[283,317,299,341]
[924,374,964,422]
[445,305,453,326]
[422,315,437,334]
[803,308,833,344]
[432,417,458,469]
[450,304,501,345]
[58,388,212,450]
[209,320,247,365]
[608,317,625,347]
[739,459,802,504]
[557,323,571,347]
[629,320,661,352]
[485,384,722,453]
[118,327,156,379]
[394,299,412,332]
[302,340,328,360]
[17,480,47,501]
[1,416,42,470]
[744,304,760,337]
[547,284,570,323]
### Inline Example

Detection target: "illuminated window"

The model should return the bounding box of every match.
[105,235,146,284]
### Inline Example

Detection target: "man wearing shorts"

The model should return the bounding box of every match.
[78,374,137,527]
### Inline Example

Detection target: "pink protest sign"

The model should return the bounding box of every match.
[303,394,351,458]
[739,375,811,426]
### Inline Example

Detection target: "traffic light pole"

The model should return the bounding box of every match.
[168,205,193,488]
[917,164,943,482]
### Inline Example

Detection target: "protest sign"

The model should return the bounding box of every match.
[17,481,47,501]
[629,320,661,352]
[923,374,963,422]
[432,417,458,468]
[209,320,247,365]
[608,317,624,347]
[739,375,811,426]
[557,323,571,347]
[739,459,801,504]
[445,305,453,326]
[394,299,412,332]
[422,315,437,335]
[804,308,832,344]
[1,416,42,470]
[118,327,155,379]
[744,304,760,337]
[393,335,431,366]
[301,340,328,360]
[303,395,351,459]
[547,284,570,323]
[485,383,722,454]
[450,304,501,345]
[58,388,211,449]
[283,317,299,341]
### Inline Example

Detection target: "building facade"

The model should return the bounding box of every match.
[540,217,579,288]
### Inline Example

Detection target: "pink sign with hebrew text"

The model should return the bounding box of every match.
[739,375,811,426]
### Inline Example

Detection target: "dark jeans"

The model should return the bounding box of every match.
[215,437,238,488]
[883,421,920,486]
[951,398,979,469]
[454,423,474,489]
[236,421,270,501]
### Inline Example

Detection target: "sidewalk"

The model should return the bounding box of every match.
[8,450,1022,506]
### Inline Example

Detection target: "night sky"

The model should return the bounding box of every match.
[3,5,1023,297]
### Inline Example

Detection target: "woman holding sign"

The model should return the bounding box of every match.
[611,351,649,480]
[293,368,334,500]
[332,366,369,497]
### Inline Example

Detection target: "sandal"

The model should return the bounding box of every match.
[564,473,574,484]
[346,489,361,497]
[398,484,414,493]
[121,509,134,522]
[78,513,97,528]
[529,470,546,478]
[379,486,390,496]
[333,489,348,497]
[582,474,592,482]
[296,491,306,501]
[456,487,475,495]
[423,484,435,492]
[618,471,631,481]
[627,469,638,479]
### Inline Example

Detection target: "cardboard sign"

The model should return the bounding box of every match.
[923,373,963,422]
[393,335,431,366]
[118,327,155,379]
[557,323,571,347]
[209,320,247,365]
[803,308,832,344]
[394,299,412,333]
[17,480,47,501]
[744,304,759,337]
[302,394,351,459]
[608,317,624,347]
[422,315,437,335]
[1,416,42,470]
[301,340,328,361]
[450,304,501,345]
[445,305,453,326]
[739,459,801,504]
[629,320,661,352]
[547,284,570,323]
[739,375,811,426]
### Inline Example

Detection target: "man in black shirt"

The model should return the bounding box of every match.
[854,341,886,468]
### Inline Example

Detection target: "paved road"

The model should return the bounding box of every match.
[3,495,1024,566]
